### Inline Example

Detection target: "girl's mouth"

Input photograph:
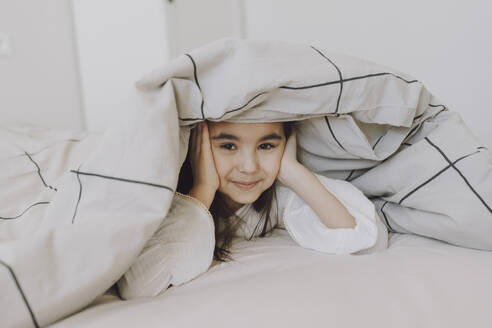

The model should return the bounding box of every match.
[233,181,259,190]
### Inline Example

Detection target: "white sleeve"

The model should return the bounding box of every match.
[278,173,387,255]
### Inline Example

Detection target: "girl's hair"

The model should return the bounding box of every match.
[177,121,294,262]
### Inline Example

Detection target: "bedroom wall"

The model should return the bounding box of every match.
[71,0,173,132]
[72,0,242,131]
[242,0,492,149]
[1,0,490,150]
[0,0,84,130]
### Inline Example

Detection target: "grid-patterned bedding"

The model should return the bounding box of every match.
[1,38,491,327]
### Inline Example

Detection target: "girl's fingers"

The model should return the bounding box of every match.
[201,121,214,161]
[281,131,298,163]
[190,123,201,170]
[192,123,201,155]
[201,121,210,146]
[284,131,294,150]
[196,122,202,145]
[290,130,297,139]
[190,125,196,151]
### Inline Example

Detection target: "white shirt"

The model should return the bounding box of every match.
[231,173,388,255]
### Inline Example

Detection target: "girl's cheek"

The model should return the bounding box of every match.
[210,151,223,172]
[274,148,284,164]
[265,152,283,173]
[214,154,234,181]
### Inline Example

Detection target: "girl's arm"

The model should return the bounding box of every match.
[278,131,356,229]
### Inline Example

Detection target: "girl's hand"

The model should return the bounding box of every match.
[277,130,302,187]
[188,121,220,208]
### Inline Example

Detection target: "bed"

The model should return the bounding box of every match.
[2,38,491,328]
[51,230,492,327]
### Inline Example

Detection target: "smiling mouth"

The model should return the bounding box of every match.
[233,180,260,190]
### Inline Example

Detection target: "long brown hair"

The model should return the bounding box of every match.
[177,121,294,262]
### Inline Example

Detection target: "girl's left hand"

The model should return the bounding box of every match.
[277,130,301,186]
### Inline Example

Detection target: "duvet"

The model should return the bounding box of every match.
[1,38,491,327]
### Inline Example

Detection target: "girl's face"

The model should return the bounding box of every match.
[208,121,287,211]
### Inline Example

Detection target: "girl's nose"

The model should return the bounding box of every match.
[237,150,258,173]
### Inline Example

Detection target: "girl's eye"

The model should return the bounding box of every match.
[259,143,275,150]
[220,143,237,150]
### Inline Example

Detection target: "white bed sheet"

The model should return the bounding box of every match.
[50,229,492,328]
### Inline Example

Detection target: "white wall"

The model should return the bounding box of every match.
[72,0,171,132]
[165,0,243,58]
[0,0,84,130]
[243,0,492,148]
[1,0,491,148]
[72,0,242,131]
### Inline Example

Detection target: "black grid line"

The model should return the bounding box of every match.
[405,124,421,142]
[185,54,205,119]
[424,138,491,213]
[398,163,454,205]
[324,116,346,152]
[177,45,420,122]
[178,92,268,122]
[0,259,39,328]
[310,46,343,114]
[24,151,57,191]
[380,201,396,233]
[178,70,421,121]
[69,170,174,191]
[279,72,419,91]
[0,201,50,220]
[398,149,481,205]
[429,104,447,110]
[72,169,82,224]
[372,136,383,150]
[345,170,355,181]
[403,105,447,142]
[69,169,173,223]
[347,168,370,182]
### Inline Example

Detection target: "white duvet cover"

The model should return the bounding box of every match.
[1,38,491,327]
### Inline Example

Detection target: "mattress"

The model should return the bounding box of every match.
[50,229,492,328]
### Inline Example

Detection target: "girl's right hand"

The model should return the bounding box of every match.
[188,121,220,208]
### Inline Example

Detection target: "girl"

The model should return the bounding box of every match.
[180,120,387,262]
[118,120,387,299]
